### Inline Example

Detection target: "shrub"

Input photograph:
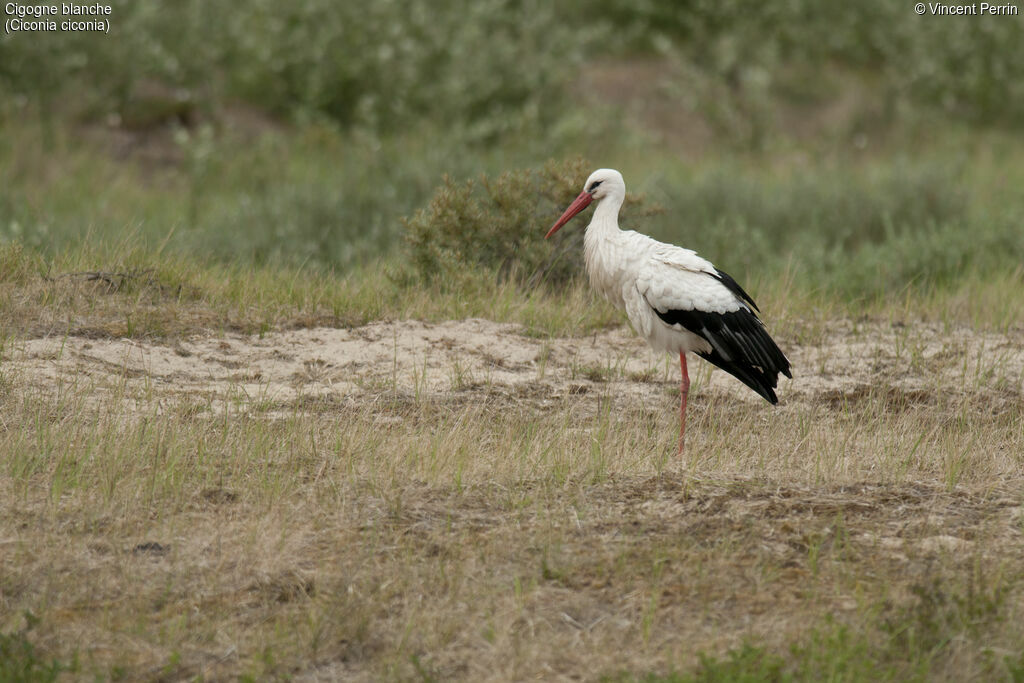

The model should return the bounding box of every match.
[0,0,596,140]
[402,158,663,286]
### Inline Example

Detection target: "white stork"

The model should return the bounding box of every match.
[546,168,791,453]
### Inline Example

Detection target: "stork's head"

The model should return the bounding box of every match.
[546,168,625,239]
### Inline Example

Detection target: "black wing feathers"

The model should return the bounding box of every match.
[653,271,792,404]
[712,268,760,313]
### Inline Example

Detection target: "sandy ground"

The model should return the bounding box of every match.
[4,318,1023,415]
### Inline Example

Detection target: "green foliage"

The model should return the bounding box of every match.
[192,130,444,268]
[563,0,1024,135]
[650,160,967,261]
[689,644,788,682]
[1005,649,1024,682]
[3,2,1024,301]
[0,121,532,272]
[606,644,788,682]
[5,0,1022,145]
[0,615,65,683]
[402,158,663,286]
[832,213,1024,300]
[619,565,1016,683]
[635,158,1023,299]
[880,571,1009,665]
[786,569,1012,680]
[402,158,587,286]
[0,0,595,140]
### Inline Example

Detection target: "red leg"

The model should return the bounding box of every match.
[678,352,690,454]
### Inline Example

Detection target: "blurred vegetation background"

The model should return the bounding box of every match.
[1,0,1022,302]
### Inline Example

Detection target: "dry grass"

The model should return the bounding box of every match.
[1,296,1023,680]
[0,241,628,343]
[3,240,1024,348]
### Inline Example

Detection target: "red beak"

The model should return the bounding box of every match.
[545,191,593,239]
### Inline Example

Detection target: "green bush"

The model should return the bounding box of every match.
[402,158,663,286]
[0,0,596,140]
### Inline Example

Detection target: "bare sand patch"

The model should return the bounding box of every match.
[6,318,1022,415]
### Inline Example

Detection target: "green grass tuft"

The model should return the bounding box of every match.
[0,615,68,683]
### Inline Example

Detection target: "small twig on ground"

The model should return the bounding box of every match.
[42,268,157,292]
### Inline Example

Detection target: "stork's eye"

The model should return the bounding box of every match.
[588,180,603,193]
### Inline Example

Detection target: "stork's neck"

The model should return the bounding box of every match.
[586,193,624,238]
[582,192,631,308]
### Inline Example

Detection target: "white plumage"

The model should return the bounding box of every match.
[547,168,791,452]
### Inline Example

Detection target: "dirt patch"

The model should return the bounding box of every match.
[4,318,1022,415]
